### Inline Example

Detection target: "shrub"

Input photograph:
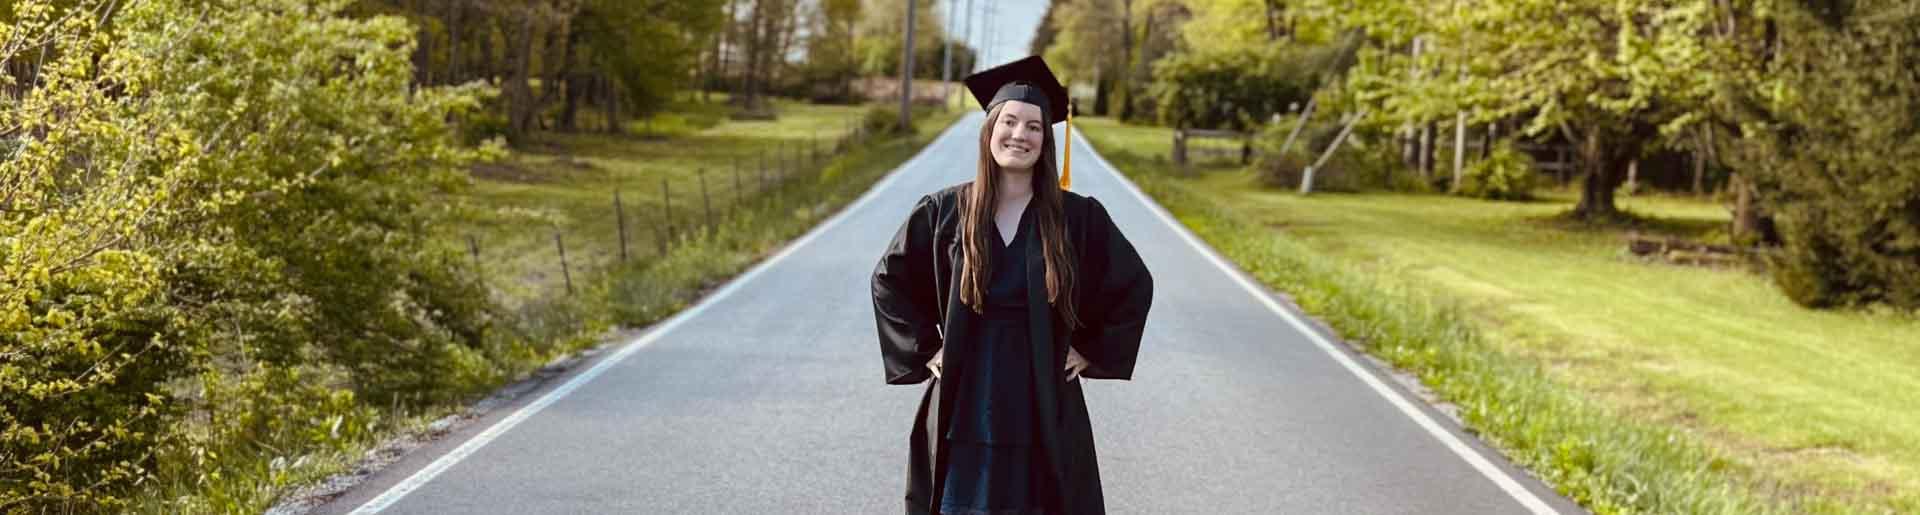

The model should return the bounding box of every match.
[863,104,909,136]
[1252,119,1407,192]
[1457,140,1540,200]
[0,0,493,509]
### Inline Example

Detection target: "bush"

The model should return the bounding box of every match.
[863,104,909,136]
[1149,33,1360,131]
[1252,119,1407,192]
[862,103,937,137]
[1457,140,1539,200]
[0,0,493,509]
[1726,3,1920,310]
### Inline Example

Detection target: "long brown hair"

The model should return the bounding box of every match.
[960,103,1081,330]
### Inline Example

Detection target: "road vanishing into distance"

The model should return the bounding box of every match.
[315,114,1582,515]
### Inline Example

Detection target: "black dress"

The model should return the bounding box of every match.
[939,200,1053,515]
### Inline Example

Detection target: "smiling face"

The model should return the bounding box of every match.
[989,100,1047,171]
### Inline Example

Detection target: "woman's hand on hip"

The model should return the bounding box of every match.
[1064,347,1089,382]
[927,348,944,379]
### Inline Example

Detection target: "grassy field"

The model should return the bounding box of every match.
[457,98,873,306]
[1078,116,1919,513]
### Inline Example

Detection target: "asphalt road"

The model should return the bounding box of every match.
[317,114,1583,514]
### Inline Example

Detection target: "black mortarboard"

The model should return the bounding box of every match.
[962,56,1076,188]
[963,56,1070,125]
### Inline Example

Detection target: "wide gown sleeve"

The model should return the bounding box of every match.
[1072,197,1153,380]
[872,195,944,385]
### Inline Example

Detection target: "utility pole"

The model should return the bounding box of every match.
[900,0,918,130]
[963,0,975,74]
[942,0,957,108]
[986,1,997,65]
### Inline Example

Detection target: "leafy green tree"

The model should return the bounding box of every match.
[856,0,956,81]
[1320,0,1728,219]
[578,0,723,119]
[2,0,492,508]
[801,0,864,101]
[1721,0,1920,308]
[1149,44,1313,130]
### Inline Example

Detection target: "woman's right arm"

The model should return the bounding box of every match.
[871,195,944,384]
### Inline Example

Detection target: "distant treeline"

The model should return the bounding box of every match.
[348,0,977,143]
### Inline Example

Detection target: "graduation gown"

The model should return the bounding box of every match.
[872,182,1154,515]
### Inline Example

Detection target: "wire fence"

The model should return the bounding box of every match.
[461,114,881,299]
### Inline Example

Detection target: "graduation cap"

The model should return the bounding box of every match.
[963,56,1076,189]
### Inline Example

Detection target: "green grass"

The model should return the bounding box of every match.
[132,100,965,514]
[1077,116,1920,514]
[459,98,874,308]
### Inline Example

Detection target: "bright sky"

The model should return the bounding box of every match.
[938,0,1050,74]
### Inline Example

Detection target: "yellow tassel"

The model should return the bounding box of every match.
[1061,101,1073,190]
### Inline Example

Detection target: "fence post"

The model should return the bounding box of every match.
[466,234,480,266]
[614,189,629,262]
[555,231,573,295]
[1171,128,1188,167]
[699,168,714,235]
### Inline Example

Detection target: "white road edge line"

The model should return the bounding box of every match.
[348,117,976,515]
[1074,132,1563,515]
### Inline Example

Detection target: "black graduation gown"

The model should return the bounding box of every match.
[872,182,1154,515]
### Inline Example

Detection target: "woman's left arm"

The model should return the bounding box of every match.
[1070,197,1153,380]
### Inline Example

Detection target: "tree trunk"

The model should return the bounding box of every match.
[472,13,494,83]
[737,0,766,111]
[503,13,539,143]
[412,12,434,86]
[445,4,464,84]
[707,0,734,103]
[1731,172,1758,240]
[1093,74,1111,117]
[1483,120,1496,159]
[772,0,798,91]
[1693,125,1714,196]
[1573,128,1624,220]
[1263,0,1284,41]
[561,76,582,132]
[1419,120,1435,179]
[604,74,623,134]
[543,13,574,102]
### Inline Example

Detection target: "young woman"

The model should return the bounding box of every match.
[872,56,1154,515]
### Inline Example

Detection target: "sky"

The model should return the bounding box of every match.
[937,0,1050,74]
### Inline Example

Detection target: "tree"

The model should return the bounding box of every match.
[801,0,863,101]
[1720,0,1920,308]
[1323,0,1728,219]
[736,0,797,114]
[577,0,722,122]
[2,0,492,508]
[856,0,955,81]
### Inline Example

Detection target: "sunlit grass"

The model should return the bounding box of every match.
[457,99,875,308]
[1079,116,1920,513]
